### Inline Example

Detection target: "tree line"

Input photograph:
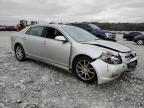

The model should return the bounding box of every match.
[90,22,144,31]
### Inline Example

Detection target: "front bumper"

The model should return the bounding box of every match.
[91,56,137,84]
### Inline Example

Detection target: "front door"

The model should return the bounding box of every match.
[41,27,71,67]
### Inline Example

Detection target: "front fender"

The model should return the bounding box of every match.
[69,43,103,68]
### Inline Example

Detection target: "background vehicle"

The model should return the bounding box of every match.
[0,26,6,31]
[70,23,116,41]
[16,20,28,31]
[16,20,38,31]
[31,21,38,25]
[11,24,137,84]
[0,26,4,31]
[133,35,144,45]
[123,32,142,41]
[0,26,16,31]
[5,26,16,31]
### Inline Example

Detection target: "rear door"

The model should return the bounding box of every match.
[24,26,45,59]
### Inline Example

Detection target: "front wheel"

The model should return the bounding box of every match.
[73,56,97,83]
[15,45,26,61]
[136,39,144,45]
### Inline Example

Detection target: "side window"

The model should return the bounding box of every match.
[74,24,81,27]
[83,24,91,31]
[77,24,90,31]
[29,27,44,37]
[135,32,141,35]
[45,27,63,39]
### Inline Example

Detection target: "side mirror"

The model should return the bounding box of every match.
[55,36,67,42]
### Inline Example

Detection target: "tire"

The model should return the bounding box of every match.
[136,39,144,45]
[73,56,97,83]
[15,44,26,61]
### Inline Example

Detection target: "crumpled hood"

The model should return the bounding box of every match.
[82,40,131,53]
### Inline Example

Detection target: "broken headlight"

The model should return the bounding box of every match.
[100,52,122,64]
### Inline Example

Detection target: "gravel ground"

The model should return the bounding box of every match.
[0,32,144,108]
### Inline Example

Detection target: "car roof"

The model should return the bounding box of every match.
[19,24,73,34]
[32,24,72,28]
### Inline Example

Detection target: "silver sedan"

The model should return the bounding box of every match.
[11,24,137,84]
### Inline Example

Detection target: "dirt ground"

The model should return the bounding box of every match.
[0,32,144,108]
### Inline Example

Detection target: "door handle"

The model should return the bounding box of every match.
[43,40,47,44]
[23,37,26,40]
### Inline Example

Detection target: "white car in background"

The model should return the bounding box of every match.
[0,26,6,31]
[11,24,137,84]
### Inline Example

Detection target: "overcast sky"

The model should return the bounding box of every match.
[0,0,144,25]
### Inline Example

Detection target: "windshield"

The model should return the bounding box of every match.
[89,24,101,30]
[62,26,98,42]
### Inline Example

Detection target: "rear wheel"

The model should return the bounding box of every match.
[73,56,97,83]
[136,39,144,45]
[15,44,26,61]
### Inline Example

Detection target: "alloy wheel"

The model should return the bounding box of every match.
[76,60,95,81]
[137,39,144,45]
[15,45,25,60]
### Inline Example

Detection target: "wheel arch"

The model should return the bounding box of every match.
[72,54,95,69]
[71,54,98,82]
